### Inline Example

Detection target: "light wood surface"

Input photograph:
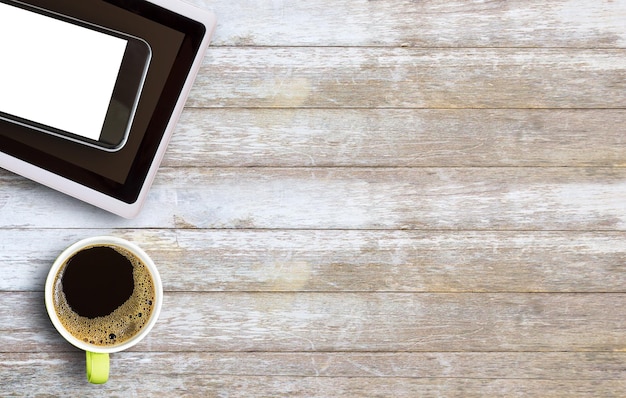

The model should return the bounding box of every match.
[1,0,625,396]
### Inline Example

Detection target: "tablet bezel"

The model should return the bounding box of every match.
[0,0,216,218]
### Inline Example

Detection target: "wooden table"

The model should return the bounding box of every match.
[1,0,625,396]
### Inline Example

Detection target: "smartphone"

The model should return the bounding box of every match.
[0,0,151,151]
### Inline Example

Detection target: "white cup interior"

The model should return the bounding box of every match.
[45,236,163,353]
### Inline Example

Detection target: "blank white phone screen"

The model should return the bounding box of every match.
[0,3,128,141]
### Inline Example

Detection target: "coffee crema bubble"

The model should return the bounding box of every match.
[52,245,155,347]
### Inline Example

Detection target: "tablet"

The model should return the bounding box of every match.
[0,1,152,151]
[0,0,216,218]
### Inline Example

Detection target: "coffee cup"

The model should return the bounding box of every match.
[45,236,163,384]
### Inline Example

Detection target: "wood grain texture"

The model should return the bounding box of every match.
[2,351,625,379]
[2,229,625,293]
[191,48,626,108]
[1,352,625,397]
[4,167,626,230]
[1,0,625,395]
[165,108,626,167]
[188,0,626,48]
[3,376,625,397]
[2,292,625,352]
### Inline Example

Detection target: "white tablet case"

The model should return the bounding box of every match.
[0,0,216,218]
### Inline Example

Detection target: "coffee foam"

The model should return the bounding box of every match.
[53,244,155,347]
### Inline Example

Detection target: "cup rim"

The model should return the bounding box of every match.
[45,236,163,354]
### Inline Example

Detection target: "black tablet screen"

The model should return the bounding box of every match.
[0,0,206,203]
[0,1,152,151]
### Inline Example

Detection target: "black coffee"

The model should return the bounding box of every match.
[62,246,134,318]
[53,244,155,347]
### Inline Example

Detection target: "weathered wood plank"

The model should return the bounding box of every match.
[2,374,625,397]
[1,352,623,379]
[2,167,626,230]
[165,109,626,167]
[2,229,625,293]
[192,48,626,108]
[1,352,624,397]
[2,1,624,396]
[162,167,626,230]
[4,292,625,352]
[189,0,626,48]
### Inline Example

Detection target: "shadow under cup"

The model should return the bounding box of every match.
[45,236,163,384]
